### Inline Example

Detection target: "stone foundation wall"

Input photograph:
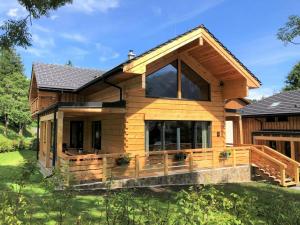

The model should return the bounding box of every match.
[75,165,251,190]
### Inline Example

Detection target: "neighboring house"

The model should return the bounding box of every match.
[241,90,300,161]
[29,25,299,187]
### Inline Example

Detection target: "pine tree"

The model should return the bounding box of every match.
[283,62,300,91]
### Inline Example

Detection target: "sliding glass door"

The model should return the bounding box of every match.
[145,120,211,151]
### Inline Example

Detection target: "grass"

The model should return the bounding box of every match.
[1,150,300,224]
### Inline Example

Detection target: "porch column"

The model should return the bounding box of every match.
[56,111,64,166]
[45,120,52,168]
[291,141,295,160]
[238,115,244,145]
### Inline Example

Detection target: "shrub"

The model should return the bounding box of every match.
[0,141,16,153]
[115,154,131,166]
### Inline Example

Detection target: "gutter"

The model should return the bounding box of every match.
[104,79,123,101]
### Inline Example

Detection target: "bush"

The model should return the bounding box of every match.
[0,141,17,153]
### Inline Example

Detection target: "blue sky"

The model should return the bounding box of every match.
[1,0,300,99]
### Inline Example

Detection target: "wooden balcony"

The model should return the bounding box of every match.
[30,96,57,115]
[57,145,300,187]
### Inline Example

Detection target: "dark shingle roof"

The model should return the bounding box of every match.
[33,63,105,90]
[241,90,300,116]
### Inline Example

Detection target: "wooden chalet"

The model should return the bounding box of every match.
[241,90,300,162]
[29,25,300,187]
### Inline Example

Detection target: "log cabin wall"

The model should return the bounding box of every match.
[85,53,226,156]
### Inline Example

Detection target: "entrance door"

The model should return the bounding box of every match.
[225,120,234,146]
[70,121,84,148]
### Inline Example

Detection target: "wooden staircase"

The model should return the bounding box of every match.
[249,145,300,187]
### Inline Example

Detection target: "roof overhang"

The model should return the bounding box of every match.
[122,25,261,89]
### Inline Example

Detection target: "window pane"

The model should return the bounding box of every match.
[146,121,163,151]
[70,121,84,148]
[195,121,211,148]
[146,120,212,151]
[164,121,178,150]
[146,61,178,98]
[181,61,210,100]
[92,121,101,150]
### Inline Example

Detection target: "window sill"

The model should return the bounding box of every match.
[145,96,211,102]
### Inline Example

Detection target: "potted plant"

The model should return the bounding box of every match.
[116,154,131,166]
[174,152,187,161]
[219,150,231,160]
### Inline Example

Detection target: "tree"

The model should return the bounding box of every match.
[0,49,31,135]
[277,15,300,45]
[0,0,72,49]
[283,62,300,91]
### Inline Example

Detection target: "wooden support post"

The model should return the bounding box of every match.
[56,111,64,167]
[164,153,168,176]
[45,121,51,168]
[102,157,107,182]
[189,152,194,172]
[294,166,299,184]
[291,141,295,160]
[249,147,252,164]
[232,149,236,167]
[280,167,286,186]
[238,116,244,145]
[135,155,139,179]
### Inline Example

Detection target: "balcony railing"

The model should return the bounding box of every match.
[30,96,57,115]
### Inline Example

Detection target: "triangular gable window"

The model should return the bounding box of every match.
[181,61,210,101]
[146,59,210,101]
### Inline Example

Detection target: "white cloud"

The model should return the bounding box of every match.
[70,0,119,14]
[68,47,89,58]
[32,34,55,48]
[248,87,280,100]
[6,6,27,19]
[152,6,162,16]
[60,33,88,43]
[32,24,51,33]
[96,43,119,62]
[50,15,59,20]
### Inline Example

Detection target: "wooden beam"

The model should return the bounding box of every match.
[253,136,300,142]
[238,116,244,145]
[60,108,125,114]
[40,113,54,122]
[291,141,295,160]
[56,111,64,160]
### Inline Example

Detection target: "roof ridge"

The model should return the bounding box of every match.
[33,62,105,73]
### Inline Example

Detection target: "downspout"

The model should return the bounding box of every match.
[52,108,58,167]
[36,114,40,160]
[104,79,123,101]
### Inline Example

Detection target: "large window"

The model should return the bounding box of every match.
[146,60,178,98]
[70,121,84,148]
[181,61,210,100]
[146,59,210,101]
[92,121,101,150]
[145,121,211,151]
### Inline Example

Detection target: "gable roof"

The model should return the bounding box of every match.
[241,90,300,117]
[78,24,261,91]
[32,24,261,92]
[33,63,105,91]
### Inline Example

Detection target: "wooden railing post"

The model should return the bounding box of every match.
[232,149,236,167]
[164,153,168,176]
[135,155,139,179]
[294,166,299,184]
[189,152,194,172]
[102,156,107,182]
[280,166,286,186]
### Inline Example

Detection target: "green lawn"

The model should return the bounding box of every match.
[1,150,300,224]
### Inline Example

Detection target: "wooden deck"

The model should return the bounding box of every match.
[56,145,300,187]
